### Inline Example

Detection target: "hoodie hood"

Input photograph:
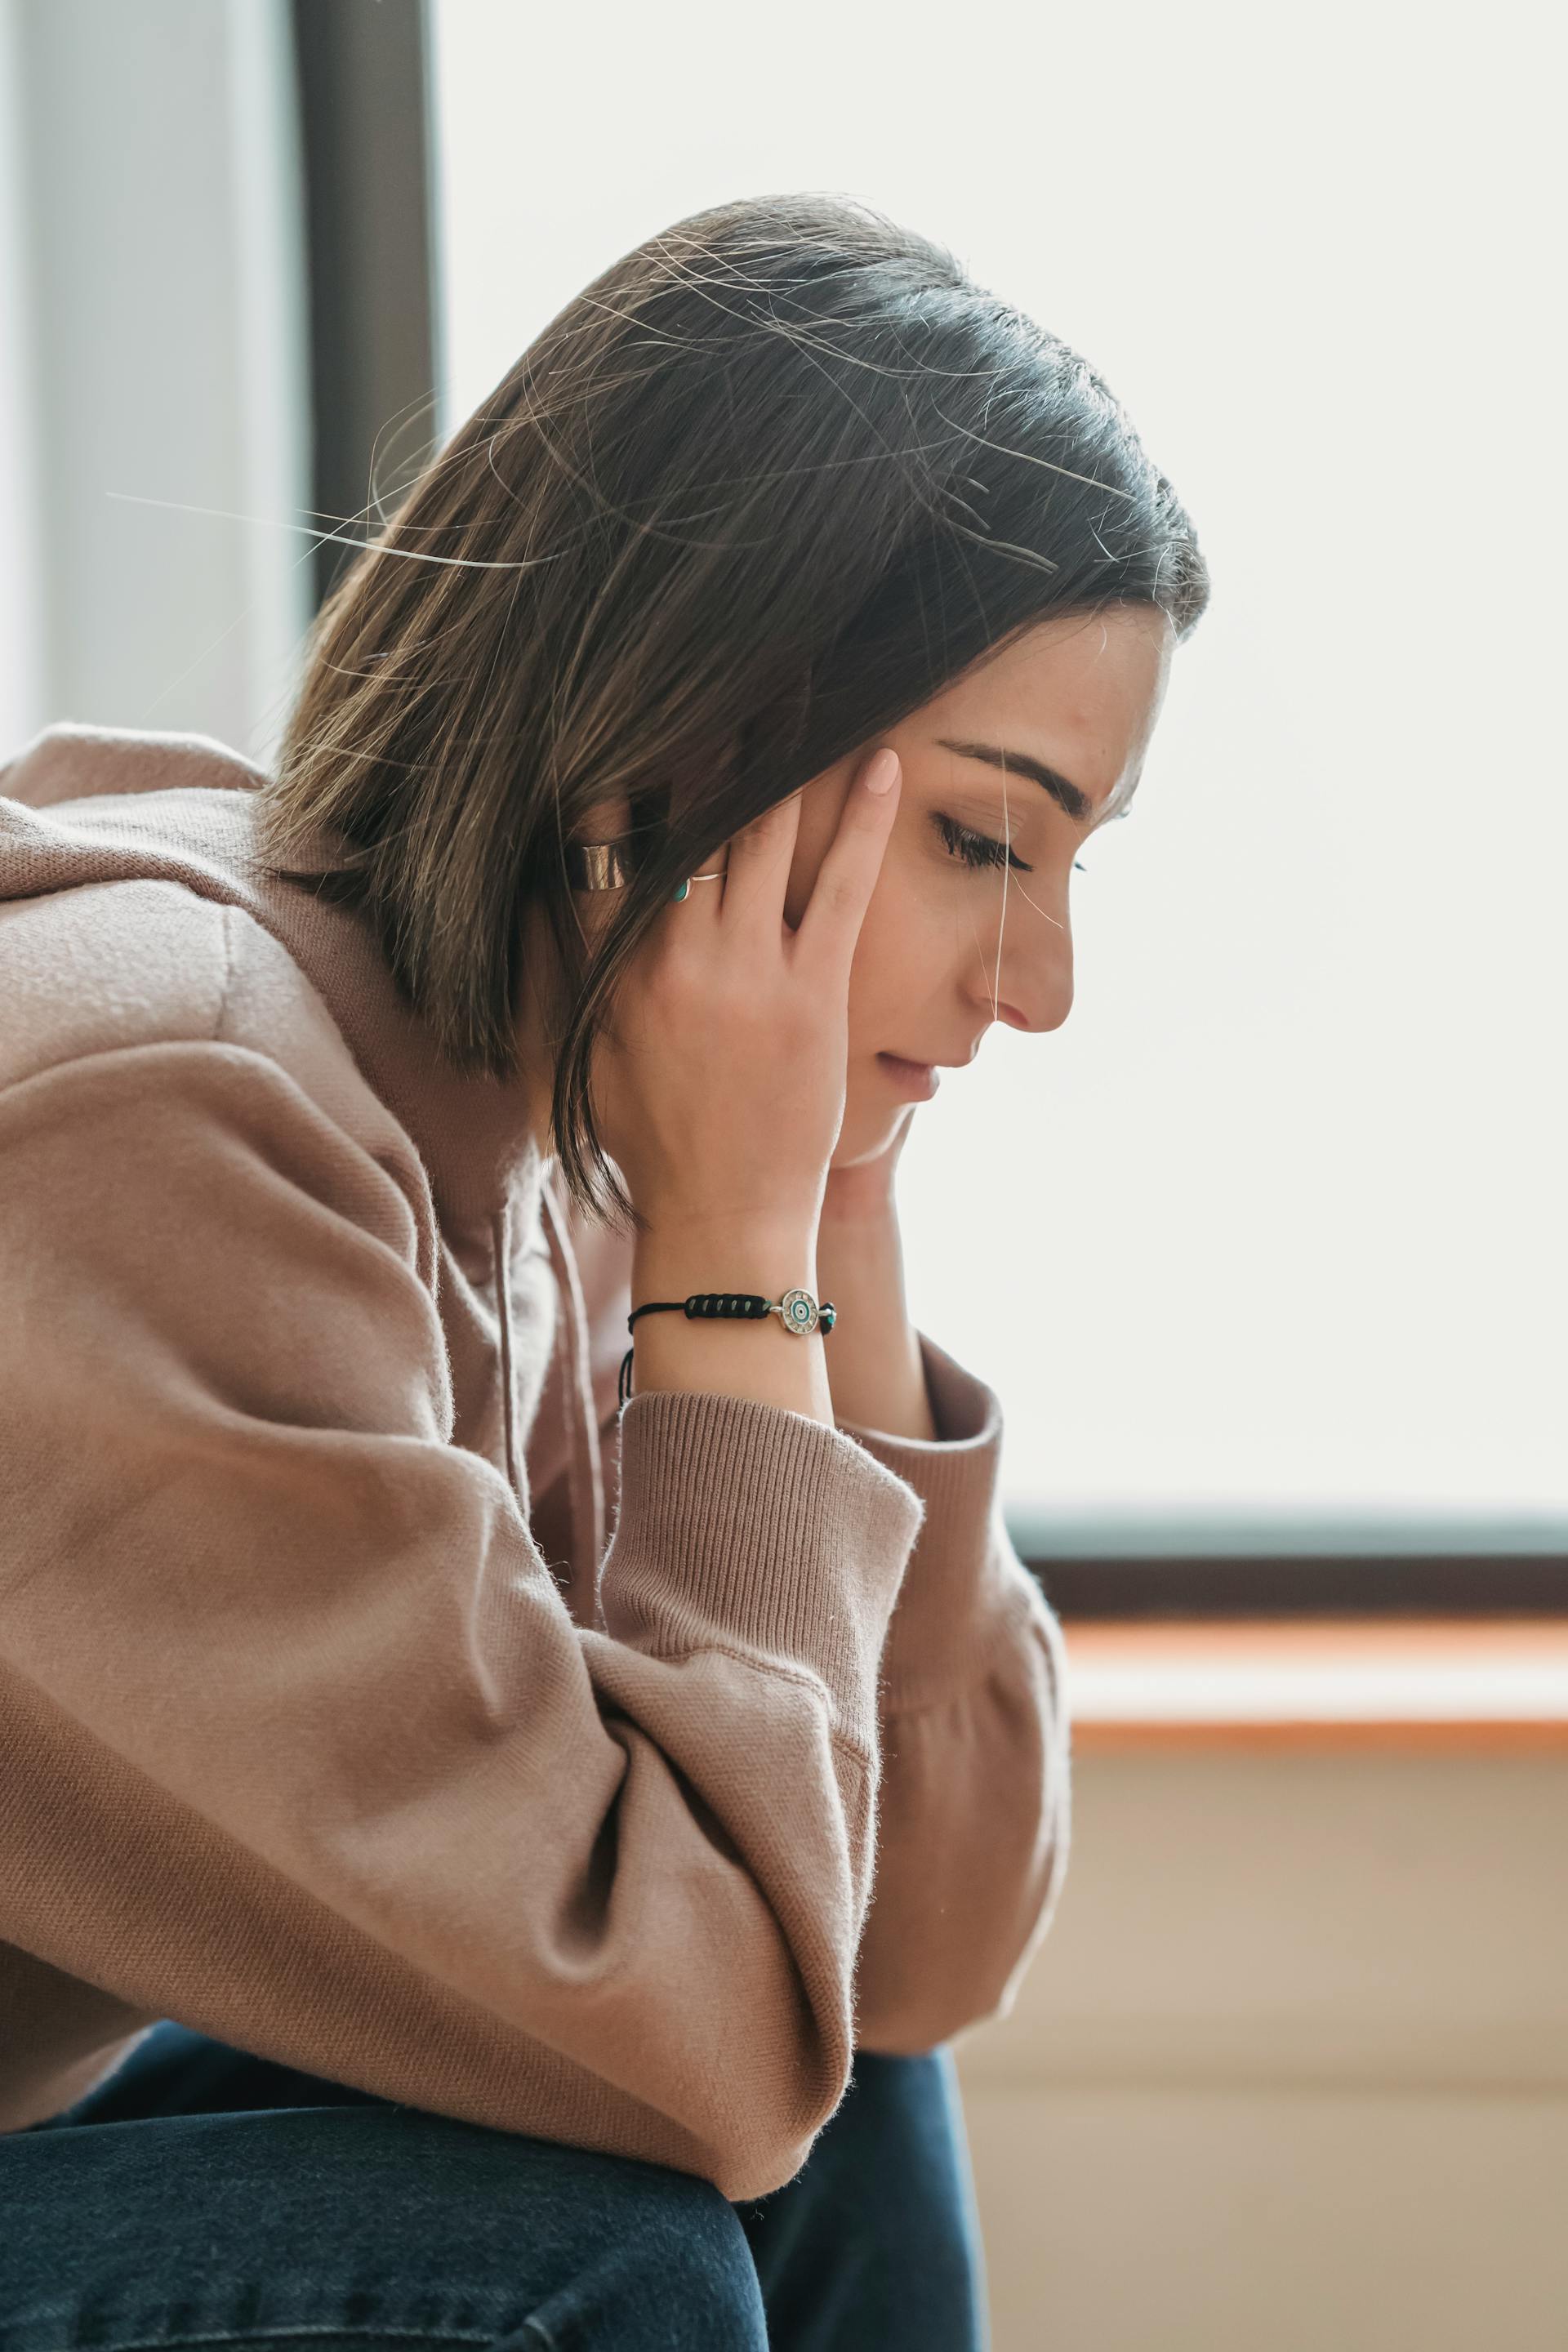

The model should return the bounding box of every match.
[0,719,604,1579]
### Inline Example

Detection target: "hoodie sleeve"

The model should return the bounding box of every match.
[834,1334,1074,2053]
[529,1216,1073,2056]
[0,1031,926,2200]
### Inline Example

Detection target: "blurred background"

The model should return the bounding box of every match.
[2,2,1564,2343]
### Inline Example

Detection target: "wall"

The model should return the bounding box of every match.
[1,0,311,768]
[956,1744,1568,2350]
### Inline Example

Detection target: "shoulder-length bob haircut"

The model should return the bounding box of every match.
[258,191,1210,1231]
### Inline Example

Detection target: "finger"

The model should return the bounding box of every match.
[716,787,803,933]
[793,749,900,973]
[669,844,730,913]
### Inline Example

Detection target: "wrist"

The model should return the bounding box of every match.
[815,1198,901,1277]
[818,1170,897,1221]
[633,1223,820,1300]
[817,1200,897,1247]
[635,1198,819,1248]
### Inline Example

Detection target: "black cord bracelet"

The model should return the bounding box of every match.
[618,1289,838,1406]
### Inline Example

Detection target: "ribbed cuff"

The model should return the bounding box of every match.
[837,1330,1036,1710]
[600,1387,927,1757]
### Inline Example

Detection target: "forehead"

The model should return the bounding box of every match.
[920,607,1172,816]
[950,607,1171,729]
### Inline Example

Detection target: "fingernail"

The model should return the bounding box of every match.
[863,749,899,795]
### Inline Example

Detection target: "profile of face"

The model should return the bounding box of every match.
[788,603,1174,1168]
[537,601,1173,1182]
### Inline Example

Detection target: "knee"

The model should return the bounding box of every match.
[516,2167,768,2352]
[666,2195,771,2350]
[639,2173,771,2342]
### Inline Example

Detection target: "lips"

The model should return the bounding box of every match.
[876,1052,942,1098]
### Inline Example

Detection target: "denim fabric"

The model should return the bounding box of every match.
[0,2023,989,2350]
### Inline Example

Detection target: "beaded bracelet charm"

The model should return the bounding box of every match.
[618,1289,838,1407]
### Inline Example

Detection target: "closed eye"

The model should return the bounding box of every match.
[932,813,1031,872]
[931,813,1088,875]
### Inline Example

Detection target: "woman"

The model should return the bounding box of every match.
[0,193,1207,2348]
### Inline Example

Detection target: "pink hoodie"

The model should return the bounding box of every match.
[0,721,1071,2199]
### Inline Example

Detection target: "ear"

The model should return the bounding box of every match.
[568,787,634,847]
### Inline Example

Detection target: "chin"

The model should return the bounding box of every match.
[830,1094,908,1169]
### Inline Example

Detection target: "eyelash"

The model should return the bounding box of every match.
[931,813,1088,875]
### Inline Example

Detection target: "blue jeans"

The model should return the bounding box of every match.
[0,2022,989,2350]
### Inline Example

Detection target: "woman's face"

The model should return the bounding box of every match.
[536,601,1173,1179]
[786,603,1174,1169]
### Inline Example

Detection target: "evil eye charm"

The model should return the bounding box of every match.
[779,1288,821,1335]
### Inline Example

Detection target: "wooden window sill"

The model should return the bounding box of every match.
[1058,1615,1568,1752]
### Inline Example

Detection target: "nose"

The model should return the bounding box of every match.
[968,888,1076,1035]
[971,973,1074,1036]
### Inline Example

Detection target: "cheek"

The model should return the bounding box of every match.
[846,874,931,1040]
[782,798,938,1034]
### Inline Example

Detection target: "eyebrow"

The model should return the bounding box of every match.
[933,737,1097,824]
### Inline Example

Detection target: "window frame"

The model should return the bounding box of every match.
[289,0,443,614]
[289,2,1566,1619]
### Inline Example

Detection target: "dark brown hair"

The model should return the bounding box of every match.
[257,191,1209,1230]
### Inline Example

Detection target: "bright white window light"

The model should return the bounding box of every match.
[428,0,1566,1528]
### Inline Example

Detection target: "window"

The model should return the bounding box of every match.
[413,2,1568,1605]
